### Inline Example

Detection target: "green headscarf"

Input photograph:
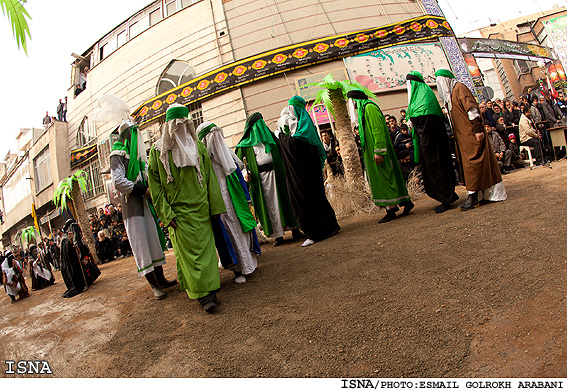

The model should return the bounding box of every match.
[197,122,217,141]
[111,123,144,183]
[287,95,327,168]
[236,113,277,154]
[406,71,444,119]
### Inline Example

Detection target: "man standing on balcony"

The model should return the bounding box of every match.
[110,120,177,300]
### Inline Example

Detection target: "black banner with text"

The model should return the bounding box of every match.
[132,15,453,125]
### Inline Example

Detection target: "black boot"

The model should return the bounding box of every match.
[291,229,305,240]
[197,292,218,313]
[154,266,177,288]
[145,272,166,300]
[400,201,414,216]
[273,236,284,247]
[460,192,479,211]
[379,207,398,223]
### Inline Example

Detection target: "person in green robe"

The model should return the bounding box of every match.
[347,89,414,223]
[235,113,301,247]
[148,104,226,313]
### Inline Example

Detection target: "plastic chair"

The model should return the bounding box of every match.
[519,145,536,167]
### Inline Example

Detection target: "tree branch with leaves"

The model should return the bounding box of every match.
[1,0,31,54]
[308,73,377,191]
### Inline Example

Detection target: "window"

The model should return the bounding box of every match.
[130,21,140,39]
[34,147,52,193]
[77,116,96,148]
[81,160,104,200]
[188,101,203,128]
[166,1,177,16]
[156,60,196,95]
[99,37,117,61]
[117,30,127,47]
[150,9,162,26]
[181,0,193,8]
[2,157,31,214]
[513,59,530,76]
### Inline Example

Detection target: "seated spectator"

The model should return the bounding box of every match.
[108,220,123,257]
[507,134,526,169]
[95,231,115,264]
[320,129,343,177]
[396,149,415,183]
[492,104,504,124]
[388,115,401,143]
[98,208,111,229]
[480,102,496,127]
[485,122,512,174]
[519,106,543,165]
[393,124,414,156]
[120,231,132,256]
[494,117,509,146]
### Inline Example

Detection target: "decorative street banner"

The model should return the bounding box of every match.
[343,42,450,92]
[70,144,98,169]
[132,15,453,125]
[457,38,555,60]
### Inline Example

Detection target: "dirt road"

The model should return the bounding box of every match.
[2,161,567,378]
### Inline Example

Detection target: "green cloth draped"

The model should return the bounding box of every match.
[406,71,444,163]
[288,95,327,169]
[235,144,297,237]
[111,126,143,183]
[226,172,257,232]
[406,71,444,119]
[165,105,189,122]
[148,141,226,299]
[236,113,277,154]
[354,99,411,206]
[197,122,216,141]
[112,126,167,251]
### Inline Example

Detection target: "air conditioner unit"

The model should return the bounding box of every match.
[98,134,119,174]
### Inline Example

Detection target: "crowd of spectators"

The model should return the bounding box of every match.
[318,86,567,190]
[89,203,131,264]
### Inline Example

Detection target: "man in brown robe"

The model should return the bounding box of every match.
[435,69,506,210]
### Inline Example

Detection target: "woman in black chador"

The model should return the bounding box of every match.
[60,219,100,298]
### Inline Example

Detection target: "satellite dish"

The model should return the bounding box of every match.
[482,86,495,101]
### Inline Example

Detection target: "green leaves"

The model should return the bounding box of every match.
[21,226,37,245]
[1,0,32,55]
[307,73,379,117]
[53,170,90,208]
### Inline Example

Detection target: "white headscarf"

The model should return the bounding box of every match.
[435,69,458,114]
[275,105,298,138]
[196,121,243,177]
[155,104,202,185]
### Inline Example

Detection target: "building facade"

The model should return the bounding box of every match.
[469,5,567,100]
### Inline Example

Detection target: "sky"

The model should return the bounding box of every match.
[1,0,566,159]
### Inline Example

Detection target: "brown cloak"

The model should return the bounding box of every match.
[450,83,502,192]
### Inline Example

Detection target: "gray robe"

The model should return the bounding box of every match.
[110,152,165,276]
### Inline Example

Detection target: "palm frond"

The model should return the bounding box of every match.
[0,0,31,55]
[73,170,89,193]
[21,226,37,245]
[53,178,72,208]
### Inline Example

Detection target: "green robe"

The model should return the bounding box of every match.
[235,144,297,236]
[358,101,411,206]
[148,142,226,299]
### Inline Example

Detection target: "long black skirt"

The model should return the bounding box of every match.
[279,135,340,242]
[411,114,458,204]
